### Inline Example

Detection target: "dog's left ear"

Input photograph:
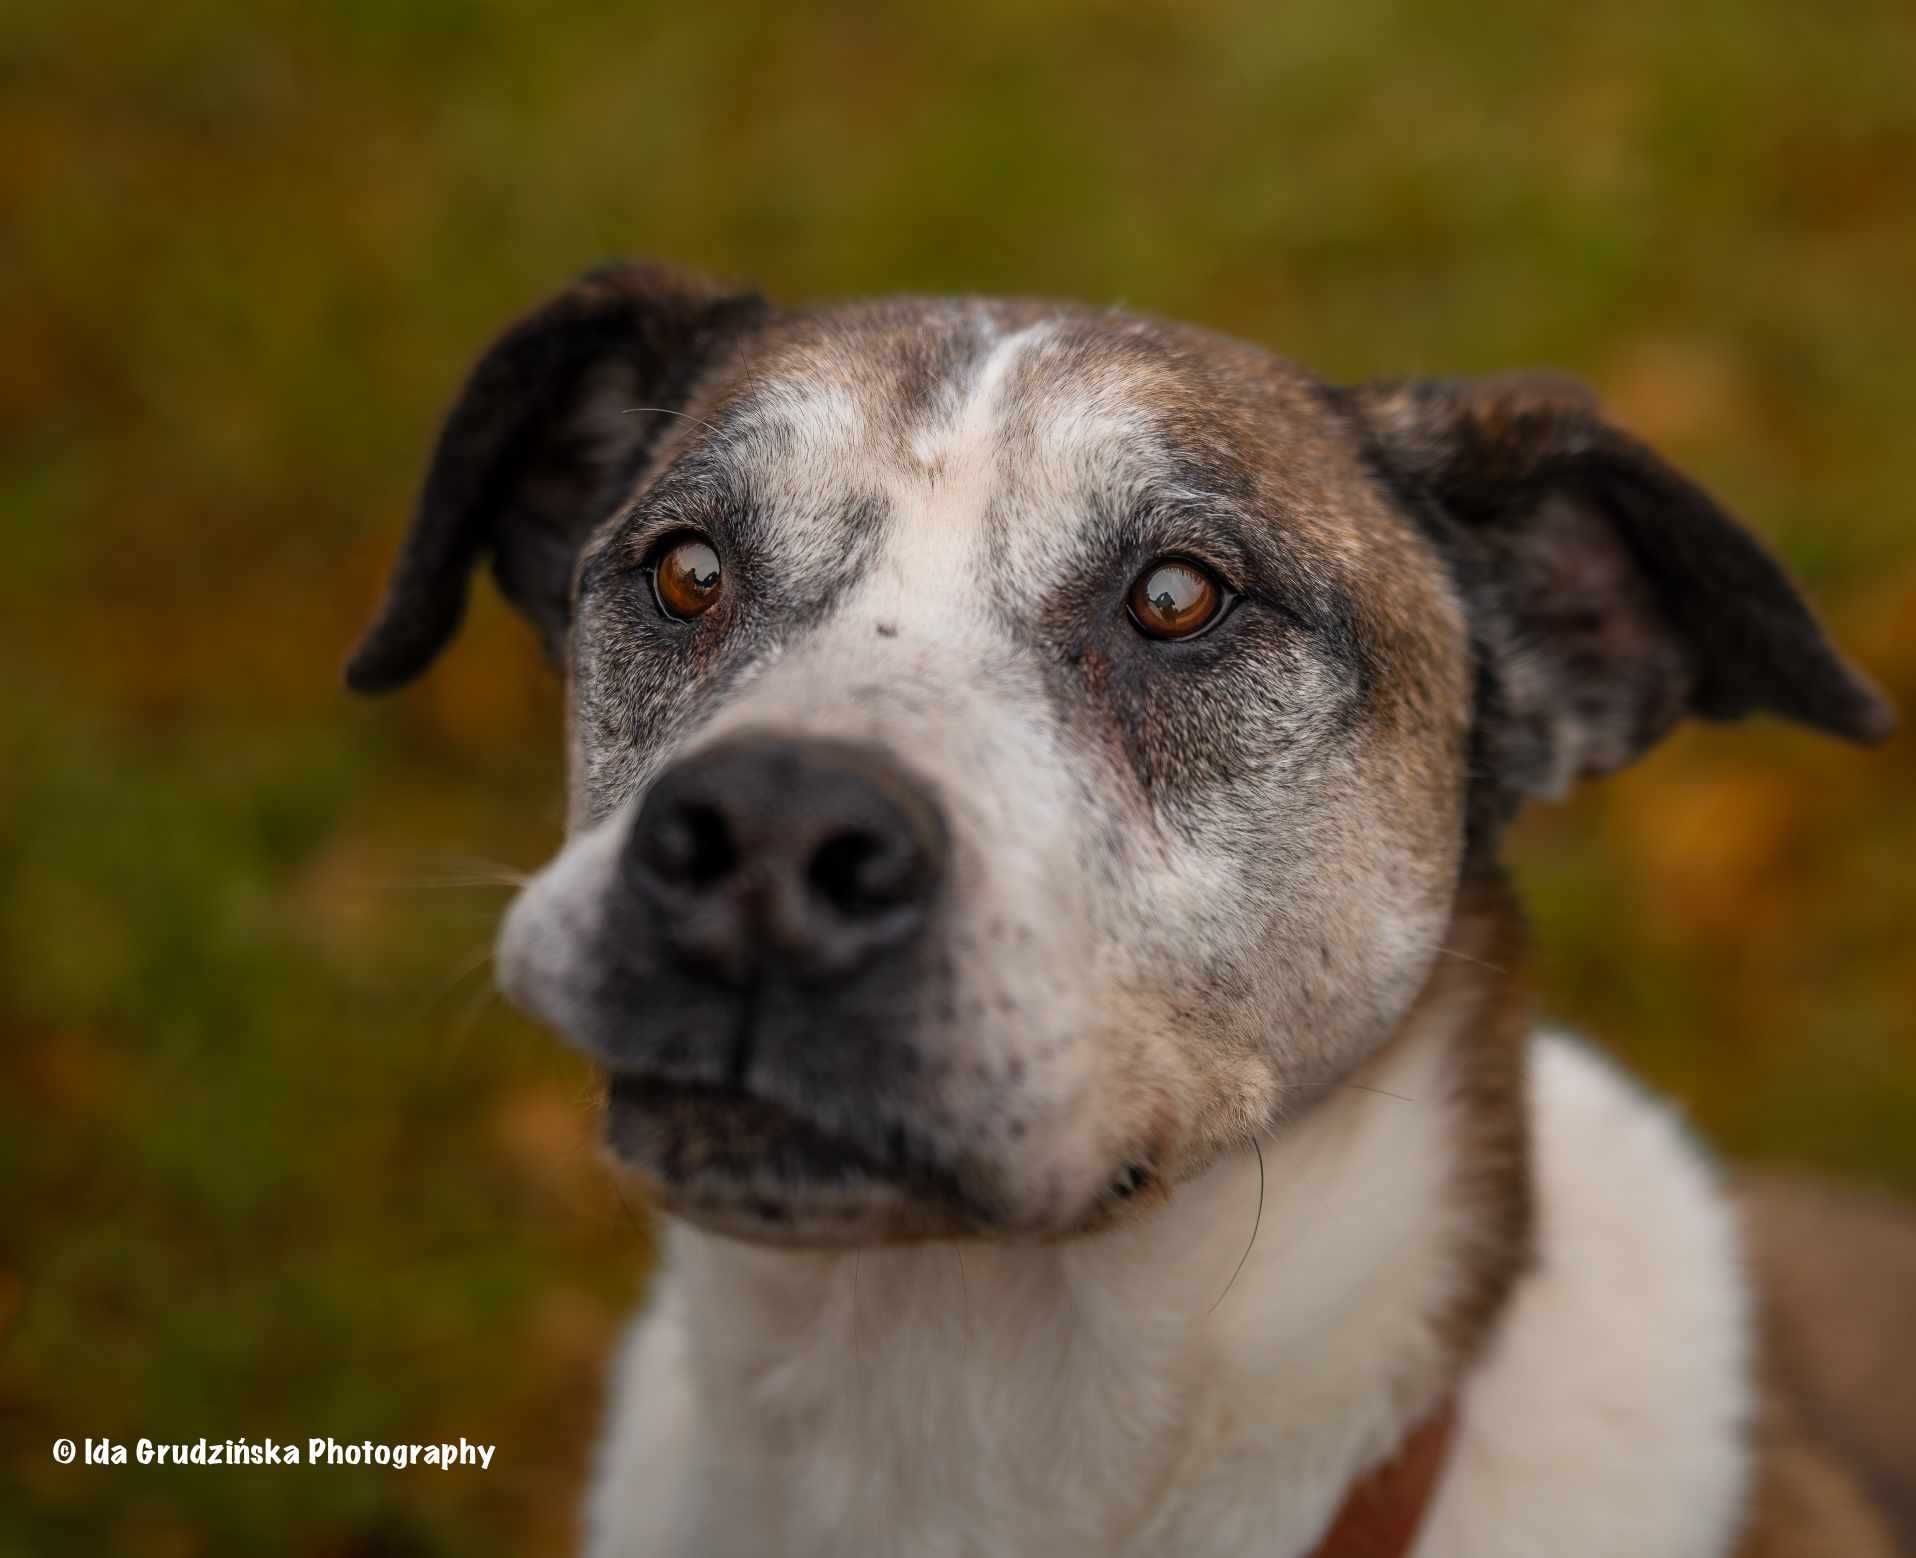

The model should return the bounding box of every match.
[1339,373,1895,801]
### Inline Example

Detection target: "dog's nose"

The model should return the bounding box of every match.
[626,734,947,986]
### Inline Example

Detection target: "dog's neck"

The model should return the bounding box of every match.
[650,879,1533,1557]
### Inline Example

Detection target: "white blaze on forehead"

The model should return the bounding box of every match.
[736,313,1173,627]
[872,321,1060,630]
[915,318,1051,481]
[903,303,1035,470]
[881,319,1162,621]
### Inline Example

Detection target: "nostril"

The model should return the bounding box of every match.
[807,829,921,919]
[627,735,947,983]
[644,802,737,890]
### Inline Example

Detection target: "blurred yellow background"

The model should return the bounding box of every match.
[3,2,1912,1552]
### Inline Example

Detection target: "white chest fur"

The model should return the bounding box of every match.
[1415,1036,1752,1558]
[583,1032,1751,1558]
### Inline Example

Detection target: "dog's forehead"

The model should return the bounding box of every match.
[700,299,1373,577]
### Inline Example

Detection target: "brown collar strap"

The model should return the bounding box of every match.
[1307,1398,1459,1558]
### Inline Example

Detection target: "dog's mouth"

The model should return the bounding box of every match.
[602,1075,989,1246]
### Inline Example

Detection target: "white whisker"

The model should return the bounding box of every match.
[622,405,723,437]
[1209,1138,1265,1314]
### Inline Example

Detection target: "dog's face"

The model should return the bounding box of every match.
[349,264,1891,1246]
[508,301,1476,1242]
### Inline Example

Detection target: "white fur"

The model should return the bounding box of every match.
[1416,1035,1753,1558]
[581,1029,1752,1558]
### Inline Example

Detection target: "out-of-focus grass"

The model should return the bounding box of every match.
[2,1,1912,1551]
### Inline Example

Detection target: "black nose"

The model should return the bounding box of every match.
[626,734,948,986]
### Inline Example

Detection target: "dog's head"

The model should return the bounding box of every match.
[350,262,1892,1246]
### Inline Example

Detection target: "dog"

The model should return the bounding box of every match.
[348,263,1914,1557]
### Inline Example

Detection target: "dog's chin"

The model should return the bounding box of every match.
[603,1075,999,1248]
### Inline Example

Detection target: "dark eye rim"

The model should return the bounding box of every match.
[1124,554,1239,642]
[647,529,725,622]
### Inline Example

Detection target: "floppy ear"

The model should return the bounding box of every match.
[1340,373,1894,806]
[345,262,769,693]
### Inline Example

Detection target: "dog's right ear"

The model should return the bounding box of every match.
[345,263,769,694]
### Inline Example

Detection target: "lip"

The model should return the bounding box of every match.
[606,1075,892,1183]
[602,1075,983,1245]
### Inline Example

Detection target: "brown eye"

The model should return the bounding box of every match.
[652,535,724,621]
[1127,558,1227,640]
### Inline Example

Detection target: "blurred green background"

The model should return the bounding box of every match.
[4,1,1913,1552]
